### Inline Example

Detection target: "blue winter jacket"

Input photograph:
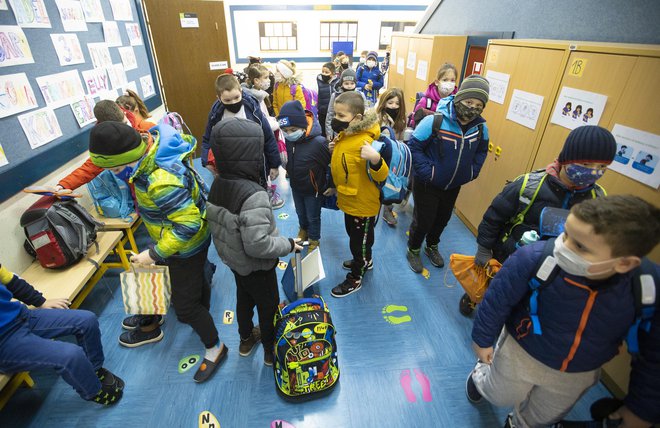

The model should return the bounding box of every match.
[472,242,660,423]
[201,91,280,172]
[356,64,384,105]
[409,96,489,190]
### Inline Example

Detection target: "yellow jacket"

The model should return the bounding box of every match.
[272,80,305,116]
[330,110,388,217]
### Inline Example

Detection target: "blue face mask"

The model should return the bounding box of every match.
[564,164,604,187]
[284,129,305,141]
[114,165,134,181]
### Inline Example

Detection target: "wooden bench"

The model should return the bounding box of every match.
[86,204,144,256]
[0,230,126,409]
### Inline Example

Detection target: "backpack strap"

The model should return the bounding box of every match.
[502,170,547,243]
[527,238,560,335]
[431,113,445,158]
[426,96,432,110]
[626,258,658,355]
[290,84,297,100]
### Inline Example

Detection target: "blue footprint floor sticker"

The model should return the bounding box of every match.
[382,305,412,324]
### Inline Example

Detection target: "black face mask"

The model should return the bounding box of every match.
[385,108,399,119]
[223,100,242,114]
[341,63,349,69]
[454,101,483,122]
[321,74,331,82]
[331,118,350,134]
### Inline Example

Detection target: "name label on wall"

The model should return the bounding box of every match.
[180,13,199,28]
[209,61,228,70]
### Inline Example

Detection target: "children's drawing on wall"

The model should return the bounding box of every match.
[0,26,35,68]
[550,86,607,130]
[80,0,105,22]
[55,0,88,32]
[140,75,155,98]
[0,73,38,118]
[9,0,51,28]
[608,124,660,189]
[0,143,9,168]
[70,97,96,128]
[50,34,85,66]
[125,23,144,46]
[118,46,138,71]
[110,0,133,21]
[0,0,8,11]
[82,69,110,97]
[36,70,86,109]
[18,108,63,149]
[87,43,113,69]
[102,21,123,47]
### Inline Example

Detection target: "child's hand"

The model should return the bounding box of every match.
[328,140,336,152]
[609,406,650,428]
[206,164,218,177]
[131,249,155,265]
[361,143,381,165]
[270,168,280,181]
[292,239,304,252]
[472,342,494,364]
[40,298,71,309]
[365,83,373,91]
[323,188,336,197]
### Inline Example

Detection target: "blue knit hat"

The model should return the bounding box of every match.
[277,100,307,129]
[558,126,617,165]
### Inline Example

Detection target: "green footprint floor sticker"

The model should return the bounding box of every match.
[382,305,412,325]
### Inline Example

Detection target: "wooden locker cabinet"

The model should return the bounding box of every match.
[389,34,408,91]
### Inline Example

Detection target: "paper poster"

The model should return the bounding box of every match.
[80,0,104,22]
[179,12,199,28]
[103,21,123,47]
[0,73,38,118]
[18,108,63,149]
[0,144,9,167]
[107,64,128,89]
[56,0,88,32]
[70,96,96,127]
[485,70,510,105]
[406,51,416,71]
[82,68,110,96]
[140,75,155,98]
[95,89,120,101]
[506,89,544,130]
[87,43,113,69]
[9,0,51,28]
[550,86,607,130]
[36,70,86,109]
[50,34,85,66]
[125,23,143,46]
[0,0,7,10]
[396,57,404,75]
[416,60,428,81]
[0,26,34,67]
[609,124,660,189]
[380,26,393,45]
[118,46,137,70]
[209,61,228,71]
[124,81,138,94]
[298,247,326,290]
[110,0,133,21]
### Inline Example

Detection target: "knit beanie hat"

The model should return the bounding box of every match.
[277,100,308,129]
[366,51,378,61]
[89,122,146,168]
[341,68,356,84]
[558,125,617,165]
[454,74,490,106]
[276,60,296,79]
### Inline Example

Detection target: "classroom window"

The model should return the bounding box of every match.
[320,21,358,51]
[259,22,297,51]
[379,21,417,49]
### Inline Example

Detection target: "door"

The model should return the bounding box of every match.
[143,0,231,145]
[463,45,487,79]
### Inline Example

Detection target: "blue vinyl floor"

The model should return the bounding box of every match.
[1,161,611,427]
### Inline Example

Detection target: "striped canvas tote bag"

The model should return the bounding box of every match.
[120,264,171,314]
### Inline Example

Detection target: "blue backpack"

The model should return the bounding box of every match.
[87,170,134,221]
[367,126,412,204]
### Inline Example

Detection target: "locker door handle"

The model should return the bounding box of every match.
[488,142,494,152]
[409,96,416,102]
[494,146,502,156]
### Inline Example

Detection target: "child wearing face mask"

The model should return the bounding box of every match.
[409,63,458,128]
[407,75,490,274]
[355,50,369,71]
[317,62,339,139]
[325,68,367,140]
[272,59,306,116]
[277,101,331,251]
[467,195,660,428]
[356,51,384,107]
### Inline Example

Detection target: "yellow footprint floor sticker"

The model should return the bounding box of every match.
[421,268,430,279]
[382,305,412,325]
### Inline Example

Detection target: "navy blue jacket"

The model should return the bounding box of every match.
[409,96,489,190]
[201,91,280,172]
[0,274,46,333]
[285,112,330,196]
[316,74,337,117]
[473,242,660,423]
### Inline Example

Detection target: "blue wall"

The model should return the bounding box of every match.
[421,0,660,44]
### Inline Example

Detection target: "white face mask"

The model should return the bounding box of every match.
[258,79,270,91]
[366,60,376,68]
[553,233,619,278]
[439,81,455,95]
[359,57,365,64]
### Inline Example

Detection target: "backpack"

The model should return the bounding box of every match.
[290,84,318,117]
[273,296,339,401]
[366,126,412,204]
[527,238,658,356]
[20,196,102,269]
[406,91,428,128]
[159,111,192,135]
[87,170,134,221]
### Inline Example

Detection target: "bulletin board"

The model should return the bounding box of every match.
[0,0,162,203]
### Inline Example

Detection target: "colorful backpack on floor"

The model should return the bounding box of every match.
[273,296,339,401]
[367,126,412,204]
[87,170,134,220]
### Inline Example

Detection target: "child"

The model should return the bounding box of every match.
[116,89,156,132]
[317,62,338,139]
[88,122,227,383]
[0,263,124,405]
[467,195,660,428]
[325,69,367,140]
[324,92,388,298]
[409,62,458,128]
[355,50,369,70]
[272,59,306,116]
[407,74,490,273]
[336,53,351,77]
[380,48,391,75]
[205,118,302,366]
[376,87,407,226]
[277,101,331,251]
[356,51,384,107]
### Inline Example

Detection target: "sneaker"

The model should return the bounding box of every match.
[382,206,397,226]
[89,380,123,406]
[121,314,164,330]
[424,245,445,268]
[264,350,274,367]
[459,293,476,317]
[239,327,261,357]
[270,185,285,210]
[465,369,483,403]
[342,259,373,271]
[118,327,164,348]
[194,343,228,383]
[96,368,124,391]
[296,229,308,241]
[308,240,320,252]
[406,249,424,273]
[330,277,362,298]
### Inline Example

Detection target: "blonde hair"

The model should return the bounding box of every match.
[116,89,150,118]
[436,62,458,82]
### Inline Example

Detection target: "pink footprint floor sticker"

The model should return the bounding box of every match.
[400,369,416,403]
[414,368,433,402]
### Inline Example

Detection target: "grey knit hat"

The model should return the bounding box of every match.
[454,74,490,105]
[340,68,356,84]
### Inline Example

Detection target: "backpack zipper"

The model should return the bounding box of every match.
[446,133,465,190]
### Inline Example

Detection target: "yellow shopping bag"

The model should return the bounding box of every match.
[448,254,502,303]
[120,264,171,315]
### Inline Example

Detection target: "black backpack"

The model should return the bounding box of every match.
[21,196,102,269]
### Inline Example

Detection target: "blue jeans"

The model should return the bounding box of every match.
[292,191,323,240]
[0,306,104,400]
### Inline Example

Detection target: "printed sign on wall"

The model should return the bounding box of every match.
[609,124,660,189]
[550,86,607,130]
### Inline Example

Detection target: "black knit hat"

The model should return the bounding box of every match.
[455,74,490,106]
[277,100,307,129]
[89,122,146,168]
[558,126,617,165]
